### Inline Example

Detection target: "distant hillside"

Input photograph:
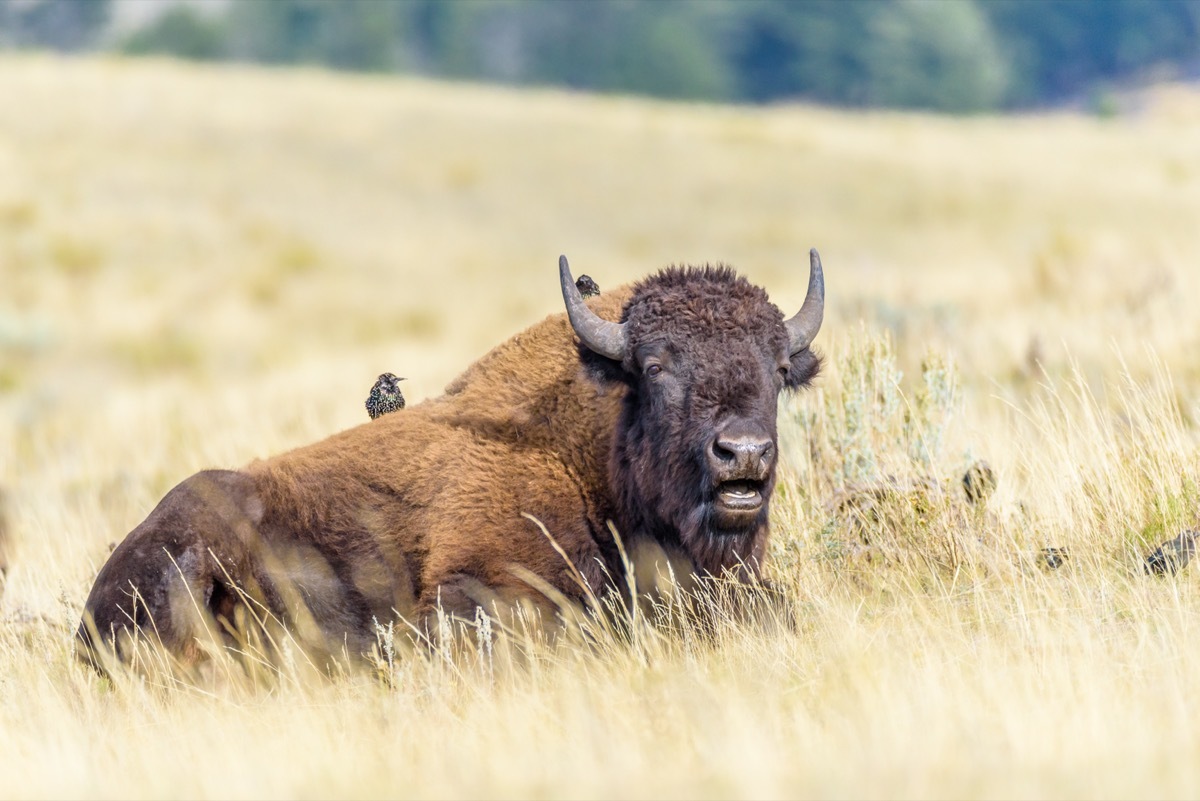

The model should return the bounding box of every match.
[4,0,1200,112]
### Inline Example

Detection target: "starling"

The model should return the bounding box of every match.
[575,274,601,299]
[366,373,406,420]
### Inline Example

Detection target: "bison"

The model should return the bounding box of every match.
[76,251,826,669]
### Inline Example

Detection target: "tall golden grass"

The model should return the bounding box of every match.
[3,55,1200,798]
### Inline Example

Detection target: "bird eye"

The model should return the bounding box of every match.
[646,364,663,379]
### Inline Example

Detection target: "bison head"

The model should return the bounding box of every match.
[560,251,824,575]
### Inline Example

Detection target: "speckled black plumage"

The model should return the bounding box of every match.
[366,373,406,419]
[575,274,601,298]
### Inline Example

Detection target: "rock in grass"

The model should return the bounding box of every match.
[1038,547,1069,571]
[831,460,998,532]
[1144,529,1198,576]
[962,460,997,506]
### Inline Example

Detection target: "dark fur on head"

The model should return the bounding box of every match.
[581,265,821,576]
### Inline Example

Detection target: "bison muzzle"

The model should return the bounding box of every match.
[77,251,826,670]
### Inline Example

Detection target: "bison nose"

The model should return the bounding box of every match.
[710,430,774,476]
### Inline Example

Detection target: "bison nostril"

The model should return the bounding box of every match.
[712,438,736,462]
[712,435,774,467]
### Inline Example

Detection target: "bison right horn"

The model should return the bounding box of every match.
[559,255,628,361]
[784,248,826,354]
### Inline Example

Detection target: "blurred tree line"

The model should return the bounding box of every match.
[3,0,1200,112]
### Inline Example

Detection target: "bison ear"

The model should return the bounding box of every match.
[577,343,632,386]
[783,348,822,392]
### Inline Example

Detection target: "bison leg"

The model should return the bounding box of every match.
[414,573,566,644]
[76,470,265,673]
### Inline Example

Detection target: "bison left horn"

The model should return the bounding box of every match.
[785,248,826,354]
[559,255,628,361]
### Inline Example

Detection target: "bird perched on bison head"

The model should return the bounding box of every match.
[575,274,601,298]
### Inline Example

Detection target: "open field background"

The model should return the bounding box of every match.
[4,55,1200,798]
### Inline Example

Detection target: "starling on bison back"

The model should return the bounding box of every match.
[366,373,406,419]
[77,250,826,671]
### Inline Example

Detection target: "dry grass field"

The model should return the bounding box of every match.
[4,55,1200,799]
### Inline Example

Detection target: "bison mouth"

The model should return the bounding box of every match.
[717,480,764,510]
[711,479,767,531]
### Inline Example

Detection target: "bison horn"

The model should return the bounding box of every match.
[785,248,826,354]
[559,255,628,361]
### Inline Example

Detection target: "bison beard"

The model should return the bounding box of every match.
[77,252,825,671]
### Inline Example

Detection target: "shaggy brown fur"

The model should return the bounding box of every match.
[77,265,822,669]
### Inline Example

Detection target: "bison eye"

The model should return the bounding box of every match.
[645,363,663,379]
